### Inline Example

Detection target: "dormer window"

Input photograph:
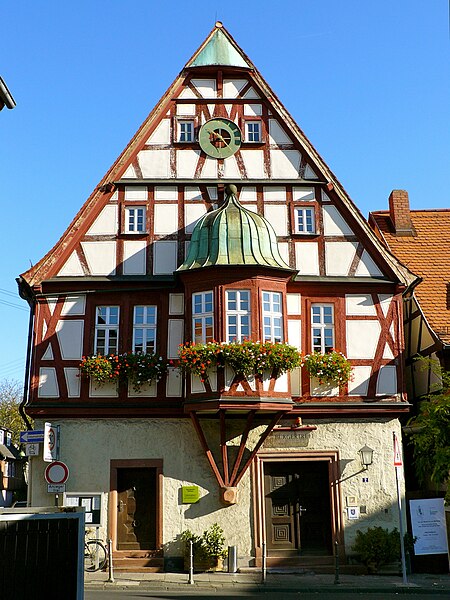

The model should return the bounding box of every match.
[226,290,250,342]
[262,291,283,342]
[178,120,195,143]
[125,206,146,233]
[294,206,315,234]
[192,291,214,343]
[245,121,261,143]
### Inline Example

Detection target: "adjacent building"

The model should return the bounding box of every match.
[18,24,418,570]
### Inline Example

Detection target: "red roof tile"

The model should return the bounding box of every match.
[369,209,450,344]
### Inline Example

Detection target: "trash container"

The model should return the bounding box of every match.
[228,545,237,573]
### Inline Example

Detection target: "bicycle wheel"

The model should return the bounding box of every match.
[84,540,108,572]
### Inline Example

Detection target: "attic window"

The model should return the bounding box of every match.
[125,206,146,233]
[245,121,261,143]
[178,120,195,143]
[294,206,315,234]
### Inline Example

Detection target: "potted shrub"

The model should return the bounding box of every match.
[352,526,401,573]
[181,523,228,571]
[304,350,352,388]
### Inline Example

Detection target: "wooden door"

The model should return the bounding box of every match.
[264,461,332,555]
[116,468,156,551]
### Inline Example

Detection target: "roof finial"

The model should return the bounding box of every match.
[215,21,223,28]
[225,183,237,196]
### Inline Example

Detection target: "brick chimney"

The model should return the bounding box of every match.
[388,190,415,236]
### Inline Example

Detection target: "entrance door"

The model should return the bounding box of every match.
[116,468,156,551]
[264,461,332,555]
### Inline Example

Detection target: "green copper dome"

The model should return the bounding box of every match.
[178,185,293,271]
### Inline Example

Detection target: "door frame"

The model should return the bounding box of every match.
[252,451,344,564]
[109,459,163,553]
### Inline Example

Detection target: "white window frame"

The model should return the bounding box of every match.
[192,291,214,343]
[245,120,262,143]
[262,291,283,342]
[125,206,146,233]
[133,306,157,353]
[311,304,334,353]
[226,290,251,342]
[178,120,195,143]
[294,206,316,234]
[94,306,119,355]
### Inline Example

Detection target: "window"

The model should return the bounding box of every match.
[262,291,283,342]
[178,120,194,143]
[294,206,315,234]
[226,290,250,342]
[245,121,261,143]
[94,306,119,355]
[133,306,157,353]
[311,304,334,353]
[125,206,146,233]
[192,291,214,343]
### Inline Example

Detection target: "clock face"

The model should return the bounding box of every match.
[199,118,242,159]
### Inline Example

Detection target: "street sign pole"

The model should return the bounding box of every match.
[393,432,407,584]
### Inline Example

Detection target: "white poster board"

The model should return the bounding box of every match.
[410,498,449,555]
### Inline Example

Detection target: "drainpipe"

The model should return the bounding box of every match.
[17,278,35,430]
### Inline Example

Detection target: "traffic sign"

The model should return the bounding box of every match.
[20,430,44,443]
[43,422,59,462]
[48,484,66,493]
[25,443,40,456]
[393,433,403,467]
[45,461,69,485]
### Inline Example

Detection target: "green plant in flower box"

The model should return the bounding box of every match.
[303,350,352,387]
[178,340,302,381]
[118,352,168,391]
[79,354,120,385]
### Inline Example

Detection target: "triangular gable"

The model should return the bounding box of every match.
[19,23,418,290]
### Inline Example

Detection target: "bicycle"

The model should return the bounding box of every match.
[84,535,108,572]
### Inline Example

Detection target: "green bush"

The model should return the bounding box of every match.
[352,527,400,571]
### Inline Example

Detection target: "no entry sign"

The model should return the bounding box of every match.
[44,461,69,485]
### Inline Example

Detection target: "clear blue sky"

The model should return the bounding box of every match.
[0,1,449,383]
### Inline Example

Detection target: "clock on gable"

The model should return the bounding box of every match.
[199,118,242,159]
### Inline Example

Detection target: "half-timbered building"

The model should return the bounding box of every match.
[18,23,418,571]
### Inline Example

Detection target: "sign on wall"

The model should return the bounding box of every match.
[410,498,449,555]
[181,486,200,504]
[43,422,59,462]
[63,492,103,526]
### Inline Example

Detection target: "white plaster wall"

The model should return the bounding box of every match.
[264,205,287,236]
[81,242,116,275]
[346,320,381,359]
[345,294,377,316]
[154,205,178,235]
[57,251,84,277]
[28,417,404,562]
[191,79,216,97]
[38,368,59,397]
[223,79,247,98]
[123,241,147,275]
[177,149,201,179]
[323,205,354,236]
[268,120,292,145]
[125,186,147,201]
[295,242,319,275]
[185,204,207,234]
[356,251,384,277]
[138,150,171,178]
[263,187,286,202]
[56,320,84,360]
[240,150,265,178]
[147,119,170,144]
[153,241,178,274]
[61,295,86,316]
[270,150,300,178]
[87,205,118,236]
[325,242,357,276]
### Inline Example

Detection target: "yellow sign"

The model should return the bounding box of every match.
[182,486,200,504]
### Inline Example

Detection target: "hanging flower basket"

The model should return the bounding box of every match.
[303,350,353,387]
[79,354,121,385]
[178,341,302,381]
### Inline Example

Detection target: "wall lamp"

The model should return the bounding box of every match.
[359,445,374,470]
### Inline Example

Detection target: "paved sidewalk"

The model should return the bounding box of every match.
[85,569,450,594]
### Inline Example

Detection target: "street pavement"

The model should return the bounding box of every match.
[85,568,450,596]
